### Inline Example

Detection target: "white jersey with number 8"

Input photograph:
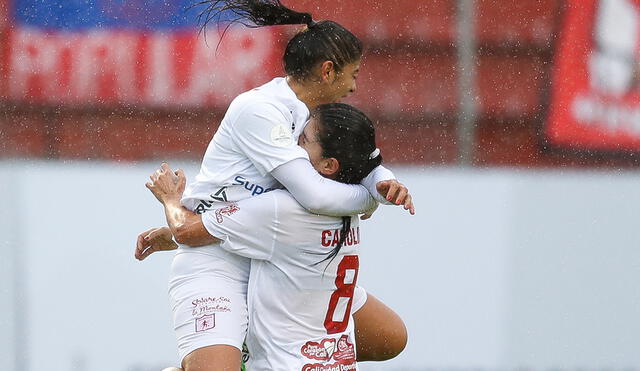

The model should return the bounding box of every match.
[203,190,361,371]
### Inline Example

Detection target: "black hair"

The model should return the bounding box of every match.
[314,103,382,185]
[196,0,363,80]
[311,103,382,265]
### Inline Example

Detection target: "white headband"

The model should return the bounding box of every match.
[369,148,380,160]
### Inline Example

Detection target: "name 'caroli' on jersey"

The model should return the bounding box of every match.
[321,227,361,248]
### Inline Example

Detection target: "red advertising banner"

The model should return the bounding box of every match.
[546,0,640,151]
[0,1,281,108]
[0,0,7,30]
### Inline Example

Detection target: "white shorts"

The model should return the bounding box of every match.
[169,248,251,364]
[352,285,368,314]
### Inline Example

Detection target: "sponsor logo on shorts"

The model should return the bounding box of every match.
[195,314,215,332]
[301,335,356,371]
[191,296,232,317]
[241,343,251,364]
[214,204,240,223]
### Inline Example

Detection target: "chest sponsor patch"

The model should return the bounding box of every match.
[215,203,240,223]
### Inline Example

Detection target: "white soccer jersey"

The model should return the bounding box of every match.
[181,77,310,214]
[167,77,377,362]
[168,77,312,362]
[203,190,362,371]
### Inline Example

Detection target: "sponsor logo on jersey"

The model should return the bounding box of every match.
[333,335,355,361]
[211,187,228,202]
[233,175,277,196]
[302,361,356,371]
[195,187,229,214]
[215,203,240,223]
[270,123,294,147]
[321,227,361,247]
[301,335,356,370]
[301,338,335,361]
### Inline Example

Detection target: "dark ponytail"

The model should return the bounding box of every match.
[312,103,381,266]
[196,0,313,29]
[196,0,363,80]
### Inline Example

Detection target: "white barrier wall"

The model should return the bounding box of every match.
[1,162,639,371]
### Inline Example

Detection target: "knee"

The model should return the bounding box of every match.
[368,319,407,361]
[361,318,408,362]
[384,321,408,360]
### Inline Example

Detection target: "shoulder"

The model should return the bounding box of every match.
[227,79,292,119]
[270,189,305,211]
[227,94,291,123]
[269,190,342,224]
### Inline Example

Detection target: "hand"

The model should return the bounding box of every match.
[376,180,415,215]
[146,163,186,204]
[135,226,179,261]
[360,203,379,220]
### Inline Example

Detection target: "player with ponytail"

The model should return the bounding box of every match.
[140,103,406,370]
[138,1,411,370]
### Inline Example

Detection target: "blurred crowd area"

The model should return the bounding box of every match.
[1,0,639,168]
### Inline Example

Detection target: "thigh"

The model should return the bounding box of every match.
[182,345,241,371]
[352,293,407,362]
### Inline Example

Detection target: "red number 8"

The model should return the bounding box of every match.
[324,255,359,334]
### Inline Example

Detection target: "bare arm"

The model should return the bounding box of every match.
[161,199,218,246]
[145,163,219,247]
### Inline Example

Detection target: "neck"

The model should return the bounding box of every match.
[286,76,327,110]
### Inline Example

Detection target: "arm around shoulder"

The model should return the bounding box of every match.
[271,159,378,216]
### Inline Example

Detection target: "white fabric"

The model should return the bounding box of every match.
[351,285,368,314]
[167,78,325,359]
[166,76,394,363]
[169,249,249,364]
[272,159,378,216]
[180,76,391,216]
[360,165,396,205]
[203,190,361,371]
[181,77,310,213]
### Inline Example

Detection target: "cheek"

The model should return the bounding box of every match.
[309,146,324,164]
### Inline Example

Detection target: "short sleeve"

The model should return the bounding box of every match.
[202,193,278,260]
[231,101,309,176]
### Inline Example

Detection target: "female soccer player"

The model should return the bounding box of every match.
[138,1,411,369]
[138,103,404,370]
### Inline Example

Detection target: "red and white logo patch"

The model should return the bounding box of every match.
[300,334,356,371]
[333,335,355,361]
[215,203,240,223]
[195,314,215,332]
[301,338,336,361]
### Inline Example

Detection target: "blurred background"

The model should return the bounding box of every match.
[1,0,640,370]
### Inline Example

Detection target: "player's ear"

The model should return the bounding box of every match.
[319,157,340,177]
[320,60,336,83]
